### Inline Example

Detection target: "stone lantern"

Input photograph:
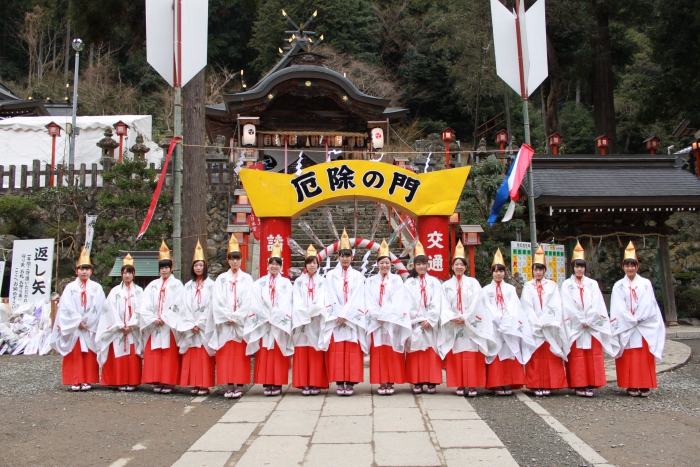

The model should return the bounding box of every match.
[96,127,119,167]
[130,134,151,161]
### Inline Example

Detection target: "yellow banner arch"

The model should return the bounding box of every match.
[239,160,471,218]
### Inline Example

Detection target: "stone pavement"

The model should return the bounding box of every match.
[172,338,691,467]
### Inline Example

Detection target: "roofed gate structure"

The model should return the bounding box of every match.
[524,154,700,325]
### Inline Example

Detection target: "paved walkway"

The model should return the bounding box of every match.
[173,338,691,467]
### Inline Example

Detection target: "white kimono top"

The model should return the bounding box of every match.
[476,280,535,364]
[388,274,446,354]
[520,278,569,360]
[438,275,498,359]
[176,277,215,356]
[324,264,369,353]
[205,268,254,350]
[95,282,143,365]
[51,278,106,356]
[291,272,333,351]
[137,276,185,351]
[610,274,665,361]
[244,273,294,357]
[365,272,405,349]
[561,275,619,357]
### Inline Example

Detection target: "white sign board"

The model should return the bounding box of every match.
[85,215,98,255]
[490,0,548,97]
[511,241,566,286]
[146,0,208,87]
[0,261,5,295]
[10,239,55,309]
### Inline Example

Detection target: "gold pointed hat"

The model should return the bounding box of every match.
[227,233,241,254]
[270,238,282,259]
[623,241,638,263]
[122,253,134,267]
[76,247,92,267]
[414,239,426,257]
[339,228,351,251]
[192,239,206,263]
[491,248,505,267]
[534,244,546,266]
[378,239,390,258]
[571,240,585,262]
[453,240,466,261]
[306,244,318,259]
[158,240,172,262]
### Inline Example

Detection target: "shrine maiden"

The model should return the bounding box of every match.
[137,241,185,394]
[365,239,406,395]
[177,241,216,396]
[520,245,569,397]
[96,254,143,391]
[610,242,665,397]
[205,234,254,399]
[245,239,294,397]
[478,249,535,396]
[291,245,331,395]
[390,239,446,394]
[324,229,368,396]
[561,241,619,397]
[51,247,106,391]
[438,241,498,397]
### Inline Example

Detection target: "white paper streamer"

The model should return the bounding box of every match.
[294,151,304,176]
[360,249,372,276]
[424,153,432,173]
[233,151,245,174]
[370,153,384,162]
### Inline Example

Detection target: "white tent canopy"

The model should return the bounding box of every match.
[0,115,163,187]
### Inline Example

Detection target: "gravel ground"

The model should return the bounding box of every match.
[470,393,590,467]
[0,354,247,467]
[537,339,700,467]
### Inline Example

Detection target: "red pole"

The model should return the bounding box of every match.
[499,143,504,153]
[450,225,455,266]
[601,148,606,155]
[469,245,476,278]
[650,148,655,155]
[552,145,558,155]
[445,140,451,168]
[50,135,56,187]
[325,137,329,162]
[284,136,288,174]
[118,134,124,163]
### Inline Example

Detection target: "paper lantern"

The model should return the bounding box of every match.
[371,128,384,150]
[242,124,256,146]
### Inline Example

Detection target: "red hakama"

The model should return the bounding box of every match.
[292,346,329,388]
[325,337,364,383]
[445,350,486,388]
[486,356,526,389]
[615,338,657,389]
[525,345,568,390]
[142,333,181,386]
[62,345,99,385]
[100,344,141,387]
[254,346,291,386]
[405,349,443,385]
[180,346,215,388]
[565,337,607,388]
[216,340,251,385]
[370,338,406,384]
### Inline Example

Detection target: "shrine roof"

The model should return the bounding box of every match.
[525,154,700,208]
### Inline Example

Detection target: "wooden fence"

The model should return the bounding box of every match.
[0,158,238,193]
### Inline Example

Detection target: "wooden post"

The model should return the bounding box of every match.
[657,235,678,326]
[20,165,27,190]
[67,163,75,186]
[91,164,98,187]
[0,166,4,191]
[8,165,15,190]
[32,160,40,189]
[79,163,86,187]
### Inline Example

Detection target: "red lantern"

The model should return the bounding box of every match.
[460,225,484,278]
[46,122,62,187]
[113,120,129,163]
[692,139,700,178]
[548,133,562,155]
[595,135,609,155]
[496,130,508,153]
[644,136,659,155]
[442,127,455,168]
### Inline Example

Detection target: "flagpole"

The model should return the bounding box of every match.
[514,0,538,260]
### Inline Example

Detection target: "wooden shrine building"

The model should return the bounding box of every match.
[205,17,406,174]
[524,154,700,325]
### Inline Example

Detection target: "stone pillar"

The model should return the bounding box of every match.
[96,128,119,166]
[417,215,450,280]
[259,217,292,279]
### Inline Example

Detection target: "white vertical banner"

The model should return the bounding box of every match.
[0,261,5,296]
[85,215,98,255]
[9,239,55,309]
